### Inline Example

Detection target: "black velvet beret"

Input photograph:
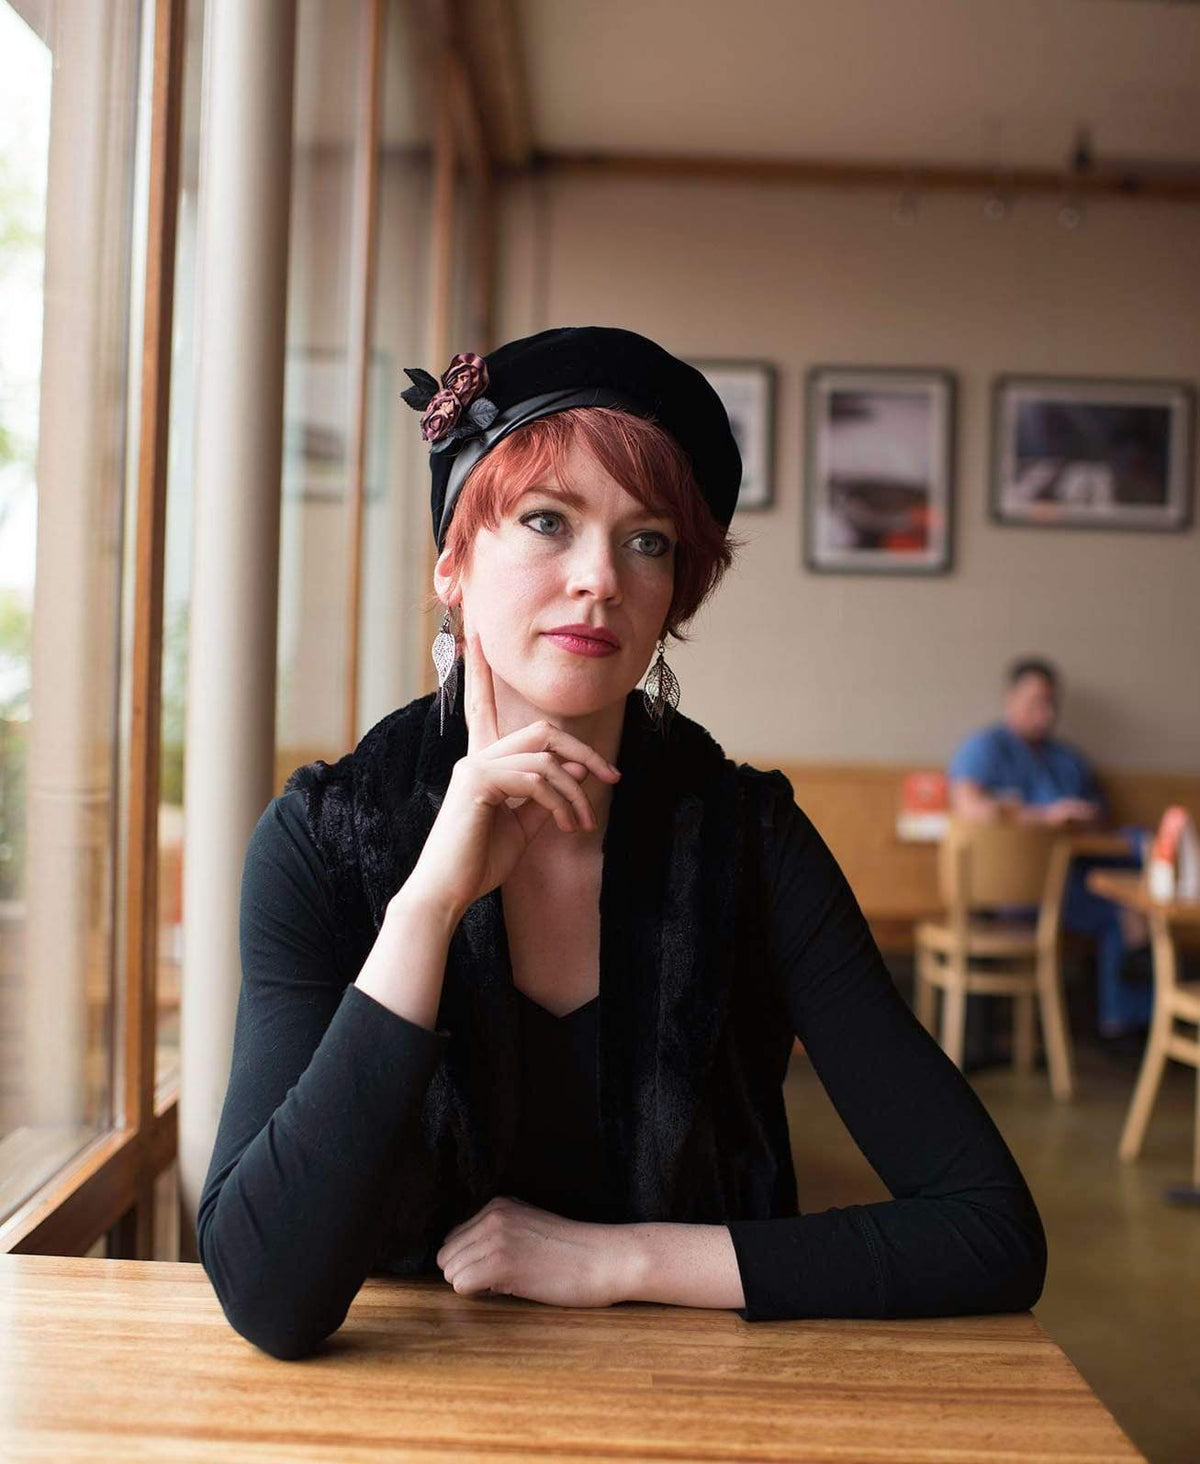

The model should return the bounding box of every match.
[400,325,743,550]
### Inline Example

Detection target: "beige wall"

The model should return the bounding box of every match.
[494,175,1200,775]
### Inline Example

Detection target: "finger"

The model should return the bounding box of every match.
[440,1196,511,1252]
[479,720,620,787]
[504,761,587,813]
[511,797,562,847]
[447,1251,509,1298]
[465,631,499,753]
[479,768,583,834]
[492,752,597,830]
[438,1225,477,1265]
[500,761,585,808]
[437,1214,487,1268]
[436,1229,474,1273]
[440,1233,494,1286]
[439,1202,519,1274]
[439,1194,503,1253]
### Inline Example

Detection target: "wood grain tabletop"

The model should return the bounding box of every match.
[1086,870,1200,923]
[1063,832,1138,859]
[0,1254,1143,1462]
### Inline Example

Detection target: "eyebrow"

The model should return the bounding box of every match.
[515,485,674,524]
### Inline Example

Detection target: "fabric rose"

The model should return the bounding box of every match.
[420,388,463,444]
[401,350,499,452]
[441,352,488,403]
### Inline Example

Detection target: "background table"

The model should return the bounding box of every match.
[1,1255,1142,1461]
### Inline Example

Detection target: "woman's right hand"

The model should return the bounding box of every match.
[399,630,621,921]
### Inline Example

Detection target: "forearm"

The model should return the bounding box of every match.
[355,881,462,1031]
[722,1194,1044,1323]
[620,1223,746,1311]
[197,985,447,1357]
[202,797,457,1358]
[949,780,1000,820]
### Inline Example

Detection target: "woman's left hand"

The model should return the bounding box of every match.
[436,1195,635,1308]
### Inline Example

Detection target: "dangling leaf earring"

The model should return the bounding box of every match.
[431,608,459,735]
[642,639,680,733]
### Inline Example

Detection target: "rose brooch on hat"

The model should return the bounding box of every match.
[400,351,498,452]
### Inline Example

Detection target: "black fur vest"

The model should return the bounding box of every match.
[284,685,800,1273]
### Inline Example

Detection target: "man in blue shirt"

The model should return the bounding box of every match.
[948,657,1150,1038]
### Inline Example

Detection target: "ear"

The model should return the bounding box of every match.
[432,544,460,606]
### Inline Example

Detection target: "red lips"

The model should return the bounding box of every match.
[544,623,620,648]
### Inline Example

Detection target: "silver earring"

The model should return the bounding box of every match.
[431,610,459,734]
[642,639,679,732]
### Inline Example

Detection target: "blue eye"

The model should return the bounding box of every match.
[519,510,673,558]
[521,510,562,535]
[632,532,673,558]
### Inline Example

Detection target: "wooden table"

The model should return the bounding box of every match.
[0,1255,1143,1462]
[1087,870,1200,1201]
[1063,831,1141,860]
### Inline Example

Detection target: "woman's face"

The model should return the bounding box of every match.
[434,439,677,720]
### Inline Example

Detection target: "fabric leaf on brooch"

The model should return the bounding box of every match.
[400,367,440,410]
[467,397,498,430]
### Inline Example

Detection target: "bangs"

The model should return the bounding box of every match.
[472,408,677,525]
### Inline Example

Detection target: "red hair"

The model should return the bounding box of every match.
[434,407,743,641]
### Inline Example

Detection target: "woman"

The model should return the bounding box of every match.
[197,325,1046,1360]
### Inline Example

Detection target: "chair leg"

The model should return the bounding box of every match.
[1120,924,1176,1161]
[941,964,968,1070]
[915,947,938,1036]
[1120,1015,1171,1163]
[1036,950,1074,1102]
[1193,1052,1200,1191]
[1014,992,1035,1076]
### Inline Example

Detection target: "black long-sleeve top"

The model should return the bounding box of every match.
[197,790,1046,1359]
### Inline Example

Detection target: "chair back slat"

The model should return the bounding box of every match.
[938,817,1059,912]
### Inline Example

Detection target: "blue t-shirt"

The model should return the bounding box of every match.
[947,723,1102,810]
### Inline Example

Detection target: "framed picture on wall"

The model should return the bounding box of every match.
[805,366,956,574]
[283,348,392,502]
[991,376,1195,532]
[688,359,776,510]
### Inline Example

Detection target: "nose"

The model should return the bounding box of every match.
[565,529,622,603]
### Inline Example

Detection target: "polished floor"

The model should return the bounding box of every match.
[785,1003,1199,1464]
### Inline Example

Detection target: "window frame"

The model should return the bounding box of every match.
[0,0,186,1259]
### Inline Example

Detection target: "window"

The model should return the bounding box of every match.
[1,0,494,1255]
[0,0,163,1248]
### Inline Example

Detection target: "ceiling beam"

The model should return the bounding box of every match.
[522,148,1200,203]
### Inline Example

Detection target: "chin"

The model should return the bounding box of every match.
[510,665,633,722]
[537,683,627,720]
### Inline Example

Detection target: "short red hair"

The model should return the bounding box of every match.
[436,407,743,641]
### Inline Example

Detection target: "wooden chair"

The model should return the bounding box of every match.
[914,818,1075,1100]
[1116,891,1200,1187]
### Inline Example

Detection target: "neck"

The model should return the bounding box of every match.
[1006,720,1045,748]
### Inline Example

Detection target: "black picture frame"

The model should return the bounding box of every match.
[990,375,1195,532]
[687,358,776,511]
[804,365,956,575]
